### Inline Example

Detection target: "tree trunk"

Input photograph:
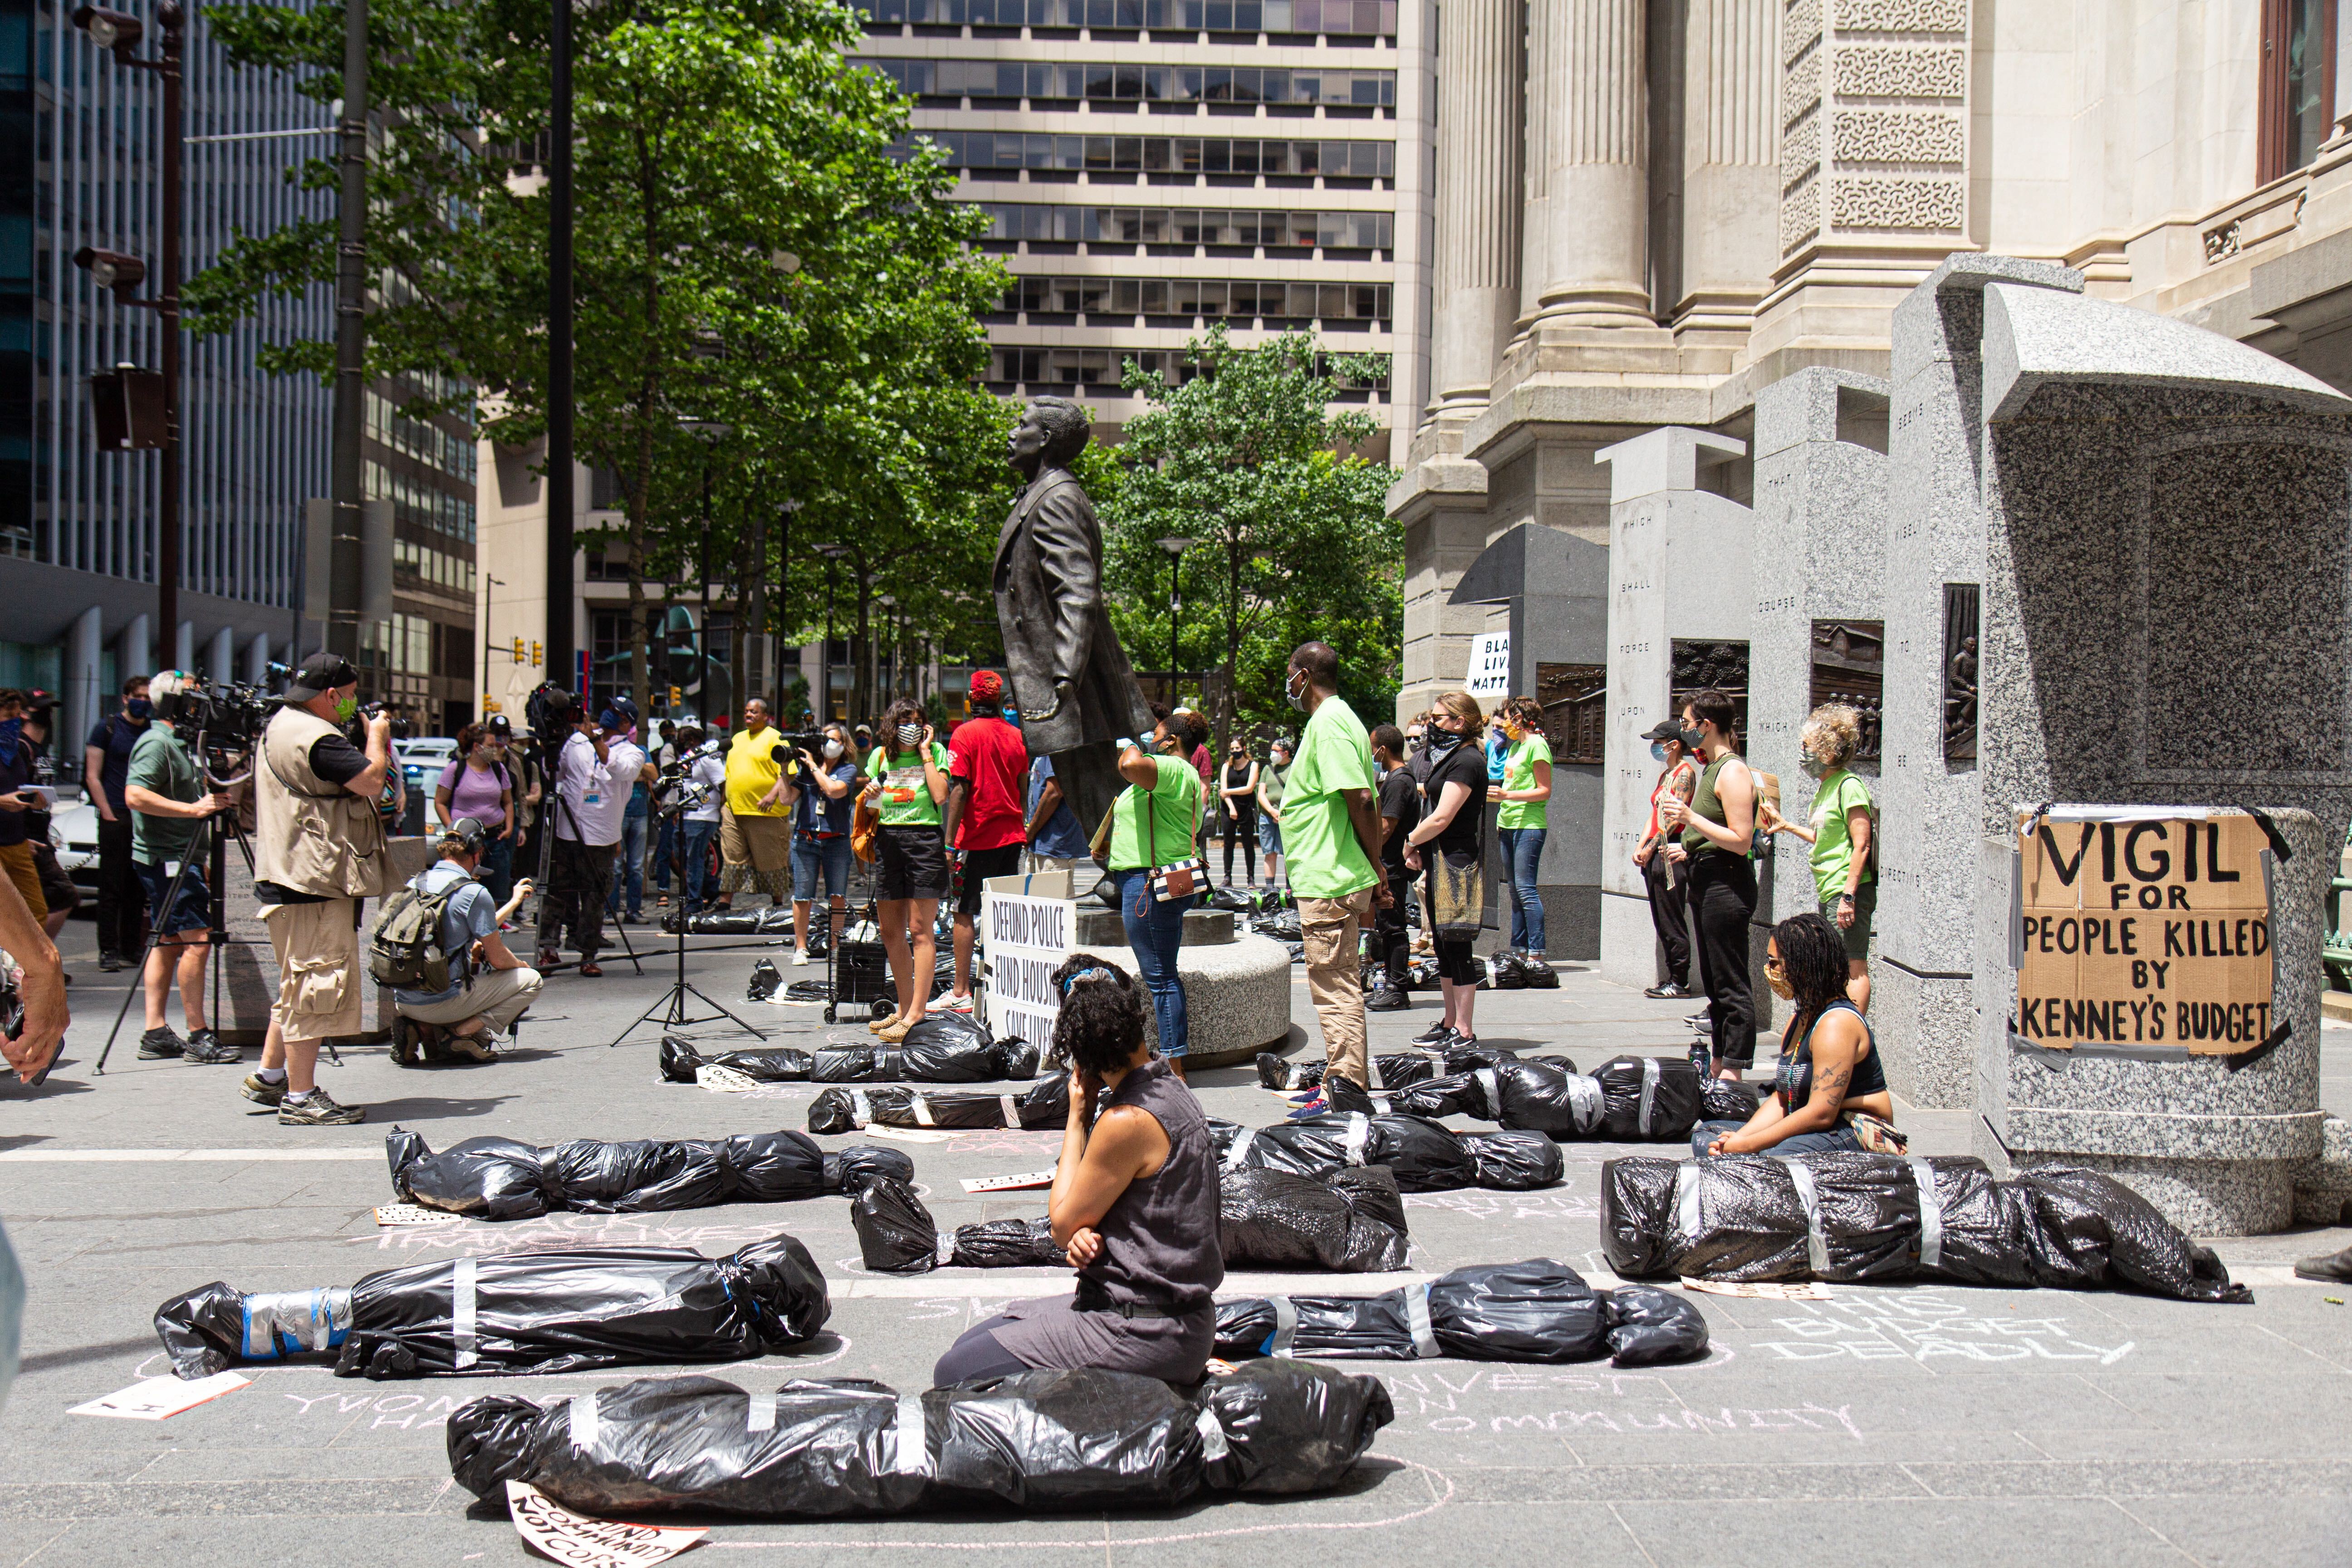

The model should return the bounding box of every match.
[1220,534,1243,743]
[729,498,752,720]
[851,554,873,725]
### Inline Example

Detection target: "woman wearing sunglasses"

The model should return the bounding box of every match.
[1689,911,1894,1157]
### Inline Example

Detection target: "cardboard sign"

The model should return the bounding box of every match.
[505,1480,706,1567]
[2014,810,2274,1055]
[960,1168,1059,1193]
[72,1370,251,1420]
[981,885,1075,1049]
[1680,1279,1834,1301]
[1466,632,1511,698]
[374,1203,463,1226]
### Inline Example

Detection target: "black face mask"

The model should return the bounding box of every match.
[1679,725,1706,750]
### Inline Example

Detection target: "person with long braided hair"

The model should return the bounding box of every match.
[1688,911,1896,1158]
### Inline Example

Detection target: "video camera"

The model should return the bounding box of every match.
[524,683,576,739]
[152,673,277,747]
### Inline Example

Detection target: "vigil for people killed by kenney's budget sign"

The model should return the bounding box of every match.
[2014,810,2278,1058]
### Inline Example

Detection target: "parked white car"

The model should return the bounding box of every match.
[49,792,100,888]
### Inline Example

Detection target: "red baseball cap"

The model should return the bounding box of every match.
[970,670,1005,699]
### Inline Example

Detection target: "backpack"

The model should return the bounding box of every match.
[369,870,468,992]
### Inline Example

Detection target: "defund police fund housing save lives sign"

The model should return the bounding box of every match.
[2014,809,2275,1054]
[983,886,1074,1049]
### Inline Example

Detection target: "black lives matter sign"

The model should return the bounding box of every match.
[2015,812,2275,1054]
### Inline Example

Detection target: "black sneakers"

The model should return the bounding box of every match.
[182,1029,240,1065]
[137,1027,185,1060]
[1645,981,1692,999]
[240,1073,287,1107]
[99,951,126,973]
[277,1087,365,1126]
[1367,989,1412,1012]
[1410,1022,1459,1046]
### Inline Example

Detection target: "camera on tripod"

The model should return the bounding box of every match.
[152,673,276,746]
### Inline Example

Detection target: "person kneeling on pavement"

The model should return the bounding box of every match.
[387,817,542,1064]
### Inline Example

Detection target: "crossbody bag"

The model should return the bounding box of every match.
[1143,769,1204,903]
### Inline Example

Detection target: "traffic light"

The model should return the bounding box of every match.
[529,641,543,667]
[668,685,682,709]
[512,637,525,663]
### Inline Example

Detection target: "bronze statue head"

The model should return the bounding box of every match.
[1007,397,1091,478]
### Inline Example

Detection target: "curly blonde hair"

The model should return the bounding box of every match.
[1800,704,1862,769]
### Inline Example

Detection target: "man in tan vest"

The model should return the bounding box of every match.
[243,653,393,1126]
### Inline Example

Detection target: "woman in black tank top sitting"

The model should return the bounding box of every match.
[1689,911,1895,1158]
[932,956,1223,1387]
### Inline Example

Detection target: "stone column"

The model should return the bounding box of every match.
[1521,0,1654,333]
[1425,0,1523,420]
[1678,0,1779,338]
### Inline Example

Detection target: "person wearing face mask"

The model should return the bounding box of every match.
[1652,688,1759,1080]
[860,698,951,1044]
[1632,718,1698,1000]
[942,671,1030,1009]
[785,722,861,966]
[1758,703,1876,1013]
[84,674,153,972]
[1217,736,1259,888]
[672,725,728,912]
[1254,737,1289,892]
[1092,712,1207,1073]
[1400,691,1488,1052]
[1493,696,1554,962]
[1278,642,1390,1097]
[1690,912,1891,1157]
[433,720,518,902]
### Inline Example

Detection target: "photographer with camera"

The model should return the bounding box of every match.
[123,671,241,1064]
[784,720,859,965]
[387,816,540,1063]
[533,698,641,977]
[599,698,655,926]
[666,726,726,912]
[243,654,393,1125]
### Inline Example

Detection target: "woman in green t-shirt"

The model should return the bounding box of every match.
[1093,714,1205,1072]
[1494,696,1554,958]
[859,697,950,1044]
[1759,702,1876,1013]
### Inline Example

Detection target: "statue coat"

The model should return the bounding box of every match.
[991,466,1155,760]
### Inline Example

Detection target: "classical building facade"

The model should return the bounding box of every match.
[1394,0,2352,719]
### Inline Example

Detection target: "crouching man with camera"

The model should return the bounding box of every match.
[385,816,540,1063]
[242,654,392,1127]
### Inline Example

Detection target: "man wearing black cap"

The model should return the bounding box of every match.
[1632,718,1698,1000]
[388,815,541,1062]
[245,652,393,1126]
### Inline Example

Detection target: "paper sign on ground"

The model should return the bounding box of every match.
[505,1480,706,1568]
[2015,809,2275,1055]
[960,1168,1059,1193]
[1679,1278,1835,1301]
[72,1370,251,1420]
[866,1126,964,1144]
[695,1064,761,1093]
[374,1203,462,1226]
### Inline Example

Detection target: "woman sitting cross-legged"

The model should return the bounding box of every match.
[1689,911,1896,1158]
[931,956,1221,1387]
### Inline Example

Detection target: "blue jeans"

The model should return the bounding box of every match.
[606,811,647,917]
[791,833,853,903]
[1115,866,1190,1058]
[1690,1118,1865,1159]
[1499,826,1547,952]
[652,814,678,894]
[679,819,719,909]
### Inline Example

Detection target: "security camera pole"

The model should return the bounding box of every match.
[70,2,185,642]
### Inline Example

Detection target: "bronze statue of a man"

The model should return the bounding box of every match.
[992,397,1154,842]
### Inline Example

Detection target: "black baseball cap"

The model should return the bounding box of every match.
[1640,719,1685,742]
[20,689,56,713]
[285,653,359,701]
[484,714,513,736]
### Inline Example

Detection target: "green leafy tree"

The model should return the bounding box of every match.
[1100,325,1401,741]
[187,0,1004,720]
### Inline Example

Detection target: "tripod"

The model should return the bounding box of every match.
[608,795,769,1048]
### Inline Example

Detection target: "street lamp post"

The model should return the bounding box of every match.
[72,3,185,643]
[545,0,576,691]
[1153,535,1195,708]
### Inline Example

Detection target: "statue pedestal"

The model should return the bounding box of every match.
[1069,907,1292,1068]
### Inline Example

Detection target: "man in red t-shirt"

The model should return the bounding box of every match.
[941,670,1032,1012]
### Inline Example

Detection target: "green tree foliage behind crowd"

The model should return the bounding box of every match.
[1096,325,1402,744]
[187,0,1010,722]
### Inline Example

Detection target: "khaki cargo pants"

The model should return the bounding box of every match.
[1299,887,1375,1089]
[261,896,364,1044]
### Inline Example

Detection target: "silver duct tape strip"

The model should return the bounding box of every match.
[568,1392,599,1450]
[1638,1057,1660,1136]
[452,1257,479,1370]
[1404,1281,1439,1359]
[910,1093,935,1128]
[850,1088,873,1129]
[1566,1074,1602,1134]
[893,1395,932,1476]
[243,1287,351,1357]
[1343,1113,1371,1166]
[2011,1033,2196,1068]
[747,1392,776,1433]
[1675,1161,1703,1241]
[1000,1095,1020,1127]
[1908,1156,1943,1272]
[1371,1093,1394,1116]
[1195,1405,1230,1461]
[1476,1067,1501,1121]
[1224,1128,1257,1171]
[1367,1057,1385,1090]
[936,1231,956,1266]
[1786,1161,1830,1276]
[1268,1294,1298,1358]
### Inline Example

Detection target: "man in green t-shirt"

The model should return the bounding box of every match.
[1279,641,1391,1093]
[123,682,239,1064]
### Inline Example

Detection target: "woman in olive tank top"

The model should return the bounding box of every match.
[1653,687,1759,1079]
